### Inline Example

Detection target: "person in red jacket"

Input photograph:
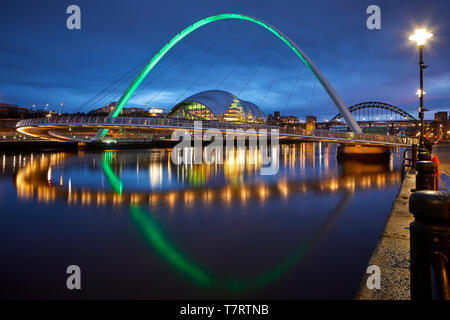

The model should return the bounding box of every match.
[424,138,440,188]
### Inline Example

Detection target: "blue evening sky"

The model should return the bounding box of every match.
[0,0,449,120]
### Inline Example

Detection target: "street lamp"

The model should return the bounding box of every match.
[409,28,433,146]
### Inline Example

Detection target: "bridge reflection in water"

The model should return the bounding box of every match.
[14,144,400,207]
[6,142,403,299]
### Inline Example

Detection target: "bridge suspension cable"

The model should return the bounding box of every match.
[285,66,305,111]
[73,58,147,113]
[308,78,317,117]
[258,64,283,109]
[170,29,244,105]
[142,48,206,107]
[214,38,260,90]
[237,55,269,97]
[132,30,211,105]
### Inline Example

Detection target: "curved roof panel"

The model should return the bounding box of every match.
[178,90,236,116]
[241,99,266,120]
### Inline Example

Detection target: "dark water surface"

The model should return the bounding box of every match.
[0,143,403,299]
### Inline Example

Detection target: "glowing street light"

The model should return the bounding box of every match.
[409,29,433,46]
[409,28,433,146]
[415,89,427,97]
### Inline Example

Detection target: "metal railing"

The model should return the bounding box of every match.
[16,116,279,132]
[308,129,418,146]
[16,116,419,146]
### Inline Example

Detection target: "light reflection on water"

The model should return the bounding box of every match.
[1,143,403,299]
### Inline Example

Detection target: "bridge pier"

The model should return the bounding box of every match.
[337,144,391,160]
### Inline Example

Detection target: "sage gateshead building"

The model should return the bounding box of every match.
[167,90,266,123]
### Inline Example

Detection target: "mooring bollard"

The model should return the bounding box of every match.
[409,190,450,300]
[418,152,431,161]
[416,160,437,191]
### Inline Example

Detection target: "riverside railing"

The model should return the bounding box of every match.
[308,129,418,146]
[16,116,280,133]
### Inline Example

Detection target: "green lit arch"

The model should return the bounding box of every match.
[95,13,362,139]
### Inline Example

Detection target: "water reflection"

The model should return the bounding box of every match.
[3,143,404,298]
[13,145,401,208]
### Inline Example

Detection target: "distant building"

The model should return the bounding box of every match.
[266,111,301,133]
[274,111,280,124]
[121,107,148,116]
[428,111,450,141]
[267,111,299,125]
[280,115,299,124]
[0,103,28,118]
[0,103,29,135]
[89,102,117,115]
[89,102,148,117]
[306,116,317,134]
[148,107,165,117]
[435,111,448,122]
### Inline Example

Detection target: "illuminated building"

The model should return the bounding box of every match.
[435,111,448,122]
[148,107,165,117]
[306,116,317,134]
[89,102,117,114]
[0,103,29,137]
[167,90,266,123]
[266,112,301,133]
[89,102,147,117]
[431,111,450,140]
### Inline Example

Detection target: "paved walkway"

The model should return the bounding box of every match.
[355,171,415,300]
[356,141,450,300]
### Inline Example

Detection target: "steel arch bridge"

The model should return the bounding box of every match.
[330,102,417,122]
[94,13,362,139]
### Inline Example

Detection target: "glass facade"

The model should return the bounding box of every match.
[223,98,245,122]
[167,90,266,124]
[169,101,218,120]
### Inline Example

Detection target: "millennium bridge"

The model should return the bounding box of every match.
[14,13,419,152]
[16,115,417,147]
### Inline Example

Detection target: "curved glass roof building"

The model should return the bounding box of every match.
[167,90,266,123]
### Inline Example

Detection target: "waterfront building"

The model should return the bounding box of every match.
[148,107,165,117]
[306,116,317,134]
[167,90,266,123]
[0,103,29,136]
[435,111,448,122]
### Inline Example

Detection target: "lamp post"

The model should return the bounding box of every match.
[409,29,433,146]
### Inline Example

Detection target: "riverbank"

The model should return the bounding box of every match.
[355,170,415,300]
[355,141,450,300]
